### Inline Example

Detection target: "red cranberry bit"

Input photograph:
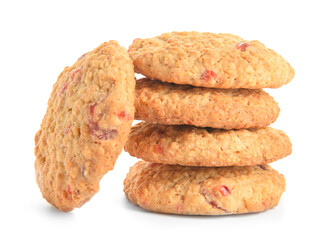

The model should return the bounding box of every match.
[78,52,88,60]
[59,82,70,95]
[70,67,82,81]
[67,184,72,198]
[215,185,231,196]
[258,165,267,170]
[117,111,132,120]
[153,144,164,154]
[59,67,82,95]
[88,102,117,140]
[208,201,222,209]
[149,162,159,168]
[200,70,217,81]
[201,188,227,211]
[236,42,250,52]
[88,102,99,118]
[88,121,117,140]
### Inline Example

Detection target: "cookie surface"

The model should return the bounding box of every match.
[129,31,294,89]
[125,122,291,166]
[135,78,280,129]
[34,41,135,211]
[124,161,286,215]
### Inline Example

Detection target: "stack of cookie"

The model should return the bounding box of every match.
[124,32,294,215]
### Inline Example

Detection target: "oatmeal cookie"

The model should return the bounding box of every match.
[129,32,294,89]
[124,122,292,166]
[135,78,279,129]
[34,41,135,211]
[124,161,286,215]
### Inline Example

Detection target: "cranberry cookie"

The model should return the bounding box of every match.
[34,41,135,211]
[128,32,294,89]
[124,161,286,215]
[124,122,291,166]
[135,78,279,129]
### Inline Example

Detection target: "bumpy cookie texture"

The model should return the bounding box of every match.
[124,161,286,215]
[135,78,280,129]
[125,122,292,166]
[34,41,135,211]
[129,32,294,89]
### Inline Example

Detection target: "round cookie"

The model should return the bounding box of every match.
[124,122,292,167]
[128,31,294,89]
[135,78,280,129]
[124,161,286,215]
[34,41,135,211]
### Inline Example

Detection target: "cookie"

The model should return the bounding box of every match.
[124,161,286,215]
[135,78,280,129]
[34,41,135,211]
[124,122,291,167]
[128,31,294,89]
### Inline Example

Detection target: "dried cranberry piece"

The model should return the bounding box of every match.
[117,111,132,120]
[201,187,227,212]
[236,42,250,52]
[59,67,82,95]
[88,121,117,140]
[258,165,267,170]
[149,163,159,168]
[200,70,217,81]
[67,184,72,198]
[88,102,117,140]
[216,185,231,196]
[153,144,164,154]
[78,52,88,60]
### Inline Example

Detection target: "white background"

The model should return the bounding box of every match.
[1,0,335,239]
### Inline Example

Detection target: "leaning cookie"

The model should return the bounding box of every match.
[34,41,135,211]
[124,122,291,167]
[124,161,286,215]
[129,31,294,89]
[135,78,280,129]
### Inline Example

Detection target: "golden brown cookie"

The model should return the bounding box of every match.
[129,31,294,89]
[124,122,292,167]
[34,41,135,211]
[135,78,280,129]
[124,161,286,215]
